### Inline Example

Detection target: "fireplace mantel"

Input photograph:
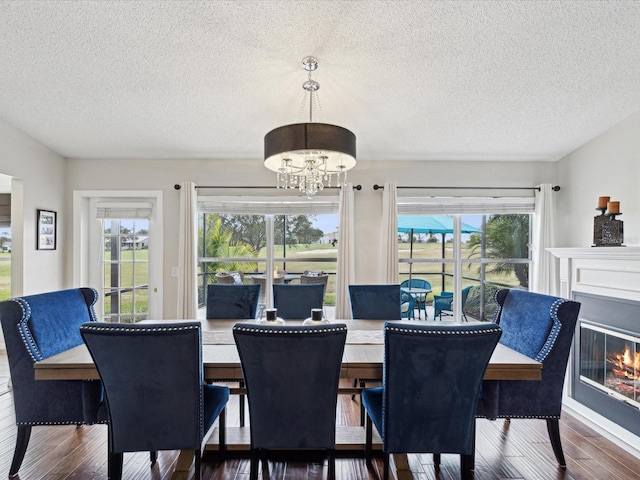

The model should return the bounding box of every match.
[548,247,640,459]
[548,247,640,303]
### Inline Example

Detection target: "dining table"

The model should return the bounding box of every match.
[34,318,541,480]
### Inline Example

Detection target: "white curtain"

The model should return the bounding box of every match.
[177,182,198,319]
[532,184,556,295]
[381,181,398,283]
[335,184,355,319]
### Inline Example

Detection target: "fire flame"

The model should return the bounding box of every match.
[614,346,640,380]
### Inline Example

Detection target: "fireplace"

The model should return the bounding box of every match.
[573,292,640,437]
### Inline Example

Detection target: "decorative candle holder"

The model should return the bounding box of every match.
[593,210,624,247]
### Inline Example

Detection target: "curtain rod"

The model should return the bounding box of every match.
[174,184,362,191]
[372,184,560,192]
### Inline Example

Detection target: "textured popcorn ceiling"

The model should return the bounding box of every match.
[0,0,639,162]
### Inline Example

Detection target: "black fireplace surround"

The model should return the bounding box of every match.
[572,292,640,437]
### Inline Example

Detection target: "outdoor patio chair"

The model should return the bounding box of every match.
[434,285,473,321]
[215,271,244,284]
[400,278,432,318]
[299,271,329,296]
[400,290,416,319]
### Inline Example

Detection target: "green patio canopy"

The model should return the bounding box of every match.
[397,215,481,286]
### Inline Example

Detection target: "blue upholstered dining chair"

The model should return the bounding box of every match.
[80,321,229,480]
[0,288,105,478]
[362,322,502,480]
[349,284,402,425]
[206,283,260,427]
[348,284,402,320]
[434,285,473,321]
[348,284,402,424]
[476,289,581,468]
[273,283,324,319]
[400,278,432,318]
[206,283,261,319]
[233,323,347,480]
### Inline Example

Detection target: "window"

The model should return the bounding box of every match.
[73,191,163,322]
[101,218,150,323]
[197,195,339,309]
[398,197,534,321]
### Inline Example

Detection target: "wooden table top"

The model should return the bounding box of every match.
[34,319,541,382]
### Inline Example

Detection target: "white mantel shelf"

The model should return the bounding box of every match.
[548,246,640,459]
[548,246,640,260]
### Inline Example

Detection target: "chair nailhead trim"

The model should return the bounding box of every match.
[385,325,502,335]
[535,298,566,363]
[233,325,347,334]
[80,324,200,333]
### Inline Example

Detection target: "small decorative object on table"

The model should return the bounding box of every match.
[258,307,285,325]
[593,196,624,247]
[303,308,330,325]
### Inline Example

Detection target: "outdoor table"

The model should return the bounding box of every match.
[401,287,432,319]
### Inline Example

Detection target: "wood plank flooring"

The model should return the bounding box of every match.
[1,351,639,479]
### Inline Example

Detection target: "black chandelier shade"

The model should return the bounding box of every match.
[264,123,356,165]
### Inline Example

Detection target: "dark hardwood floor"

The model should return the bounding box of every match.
[0,351,639,479]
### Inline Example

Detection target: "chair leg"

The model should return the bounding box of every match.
[149,451,157,465]
[327,449,336,480]
[365,415,373,467]
[461,454,474,480]
[195,449,202,480]
[460,419,476,480]
[351,378,358,401]
[239,379,246,427]
[359,380,366,426]
[249,449,259,480]
[383,453,390,480]
[9,424,31,477]
[433,453,441,467]
[547,418,567,468]
[218,407,227,459]
[260,450,270,480]
[108,451,124,480]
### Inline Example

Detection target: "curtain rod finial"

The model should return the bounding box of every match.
[553,185,561,191]
[174,184,182,190]
[373,184,383,190]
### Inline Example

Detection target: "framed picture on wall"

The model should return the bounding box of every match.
[36,209,57,250]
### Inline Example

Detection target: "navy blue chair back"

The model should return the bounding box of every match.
[382,322,501,454]
[80,321,229,480]
[476,288,581,467]
[233,323,347,450]
[0,288,104,476]
[349,284,401,319]
[206,283,261,319]
[273,283,324,319]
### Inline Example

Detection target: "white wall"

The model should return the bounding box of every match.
[66,156,557,318]
[557,110,640,248]
[0,118,67,296]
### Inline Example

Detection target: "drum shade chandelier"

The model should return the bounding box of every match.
[264,57,356,198]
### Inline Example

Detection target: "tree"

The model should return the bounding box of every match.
[468,214,530,288]
[200,214,257,273]
[219,214,323,251]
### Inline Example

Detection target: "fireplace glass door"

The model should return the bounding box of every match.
[580,323,639,408]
